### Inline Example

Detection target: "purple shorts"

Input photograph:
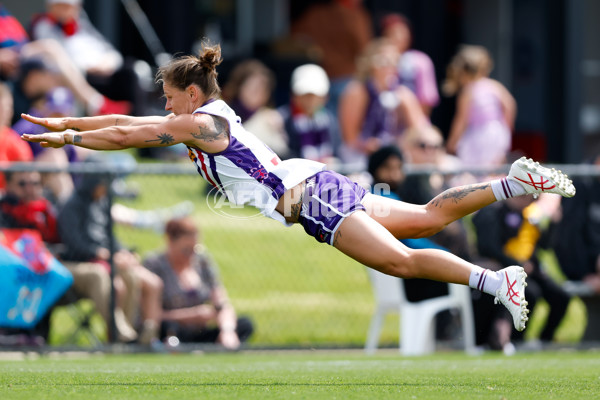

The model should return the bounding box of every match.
[299,170,367,245]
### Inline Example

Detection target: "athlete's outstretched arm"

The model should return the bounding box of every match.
[21,113,174,133]
[21,113,230,153]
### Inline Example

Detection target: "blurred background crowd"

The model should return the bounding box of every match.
[0,0,599,354]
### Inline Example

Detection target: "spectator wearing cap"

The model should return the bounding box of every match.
[380,13,440,116]
[278,64,340,164]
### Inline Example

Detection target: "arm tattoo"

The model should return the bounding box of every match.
[145,133,175,145]
[289,190,304,222]
[115,118,121,126]
[69,127,81,132]
[73,135,82,143]
[190,115,229,142]
[431,183,490,208]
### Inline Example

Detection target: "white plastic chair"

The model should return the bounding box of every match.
[364,268,476,356]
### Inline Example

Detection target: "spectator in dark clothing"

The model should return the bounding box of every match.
[58,169,163,344]
[473,196,571,347]
[552,154,600,292]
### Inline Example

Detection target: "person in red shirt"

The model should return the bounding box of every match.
[0,82,33,191]
[0,170,59,243]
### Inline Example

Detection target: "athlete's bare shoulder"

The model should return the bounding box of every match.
[173,113,230,152]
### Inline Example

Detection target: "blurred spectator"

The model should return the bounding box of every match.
[291,0,373,117]
[552,153,600,293]
[144,216,254,349]
[380,13,440,116]
[367,145,461,340]
[13,85,78,205]
[0,82,33,191]
[338,38,429,169]
[278,64,339,163]
[443,45,516,167]
[473,195,571,348]
[0,3,130,117]
[29,0,142,114]
[222,59,289,158]
[58,171,164,345]
[0,170,59,243]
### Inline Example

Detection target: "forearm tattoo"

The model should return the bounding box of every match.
[73,135,82,143]
[289,191,304,222]
[431,183,490,208]
[145,133,175,145]
[190,115,229,142]
[115,118,121,126]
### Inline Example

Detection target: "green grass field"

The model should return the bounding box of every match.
[1,351,599,399]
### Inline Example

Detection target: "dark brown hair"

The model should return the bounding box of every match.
[165,216,199,241]
[156,40,223,99]
[221,59,275,103]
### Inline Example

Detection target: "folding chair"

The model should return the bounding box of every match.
[365,268,476,356]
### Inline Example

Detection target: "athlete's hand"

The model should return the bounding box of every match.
[21,132,65,148]
[21,113,68,132]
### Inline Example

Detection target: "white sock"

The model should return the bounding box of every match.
[490,177,527,201]
[469,267,502,296]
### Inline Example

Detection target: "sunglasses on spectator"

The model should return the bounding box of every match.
[372,57,397,68]
[415,142,442,150]
[17,180,42,187]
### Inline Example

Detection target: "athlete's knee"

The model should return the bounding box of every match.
[380,252,419,279]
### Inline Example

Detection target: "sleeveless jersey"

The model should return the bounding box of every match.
[187,100,326,225]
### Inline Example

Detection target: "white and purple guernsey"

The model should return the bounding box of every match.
[186,99,326,225]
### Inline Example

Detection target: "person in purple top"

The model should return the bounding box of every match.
[22,41,578,334]
[443,45,517,167]
[338,38,429,168]
[380,13,440,116]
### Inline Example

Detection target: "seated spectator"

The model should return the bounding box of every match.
[399,125,471,259]
[443,45,516,167]
[222,59,289,158]
[338,38,429,169]
[0,170,59,243]
[367,146,461,340]
[13,83,78,205]
[144,216,254,349]
[380,13,440,116]
[552,153,600,293]
[473,195,571,348]
[29,0,143,115]
[0,3,130,118]
[278,64,339,164]
[58,171,164,345]
[0,82,33,192]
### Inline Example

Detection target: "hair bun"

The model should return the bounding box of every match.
[198,42,223,72]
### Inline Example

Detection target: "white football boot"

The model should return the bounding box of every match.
[508,157,576,198]
[495,266,529,331]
